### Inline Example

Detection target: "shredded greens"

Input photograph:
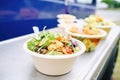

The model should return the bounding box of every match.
[27,31,79,55]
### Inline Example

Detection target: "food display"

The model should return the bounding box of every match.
[23,13,114,75]
[66,24,107,52]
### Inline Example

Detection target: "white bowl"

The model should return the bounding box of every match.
[65,27,107,52]
[57,14,76,20]
[96,26,113,33]
[57,14,76,24]
[57,23,79,31]
[57,19,76,24]
[65,27,107,38]
[94,20,115,33]
[24,38,86,75]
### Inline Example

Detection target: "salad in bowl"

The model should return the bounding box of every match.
[27,31,82,55]
[24,29,86,75]
[65,24,107,52]
[84,14,115,33]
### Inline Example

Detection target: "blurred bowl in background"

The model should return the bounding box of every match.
[57,23,79,31]
[57,14,76,24]
[57,14,76,20]
[65,27,107,52]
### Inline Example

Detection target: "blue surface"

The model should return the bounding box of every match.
[0,19,58,41]
[0,0,96,41]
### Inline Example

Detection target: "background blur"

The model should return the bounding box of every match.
[97,0,120,80]
[0,0,120,79]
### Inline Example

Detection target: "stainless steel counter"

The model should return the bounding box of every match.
[0,26,120,80]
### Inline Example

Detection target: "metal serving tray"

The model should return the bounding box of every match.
[0,26,120,80]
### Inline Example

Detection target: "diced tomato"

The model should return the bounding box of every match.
[62,47,72,54]
[83,29,89,34]
[92,39,99,45]
[92,39,99,42]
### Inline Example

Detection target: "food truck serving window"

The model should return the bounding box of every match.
[76,0,93,4]
[56,0,95,5]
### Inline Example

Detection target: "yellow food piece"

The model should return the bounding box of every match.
[69,26,79,33]
[82,24,100,35]
[48,40,63,51]
[84,14,103,23]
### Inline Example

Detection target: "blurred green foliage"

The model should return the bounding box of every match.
[102,0,120,8]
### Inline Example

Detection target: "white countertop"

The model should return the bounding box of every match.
[0,26,120,80]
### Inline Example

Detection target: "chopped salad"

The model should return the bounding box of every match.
[27,31,80,55]
[69,24,101,35]
[84,14,115,27]
[73,36,100,52]
[68,24,101,52]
